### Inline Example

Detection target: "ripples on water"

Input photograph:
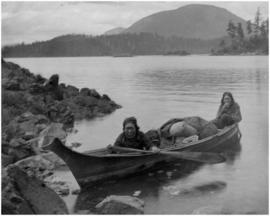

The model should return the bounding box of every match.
[8,56,268,214]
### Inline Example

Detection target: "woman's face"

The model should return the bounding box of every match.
[124,122,136,138]
[223,95,232,105]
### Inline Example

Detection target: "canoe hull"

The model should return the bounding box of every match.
[44,124,241,187]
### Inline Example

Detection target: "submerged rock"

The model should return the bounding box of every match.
[180,181,227,195]
[192,204,223,214]
[163,181,227,197]
[95,195,144,214]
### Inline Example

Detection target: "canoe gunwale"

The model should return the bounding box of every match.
[43,123,240,187]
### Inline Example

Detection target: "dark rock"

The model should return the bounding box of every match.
[46,101,74,126]
[2,168,34,214]
[59,83,66,89]
[102,94,111,101]
[35,74,46,84]
[8,138,35,161]
[6,164,68,214]
[80,87,92,96]
[45,74,59,88]
[72,189,81,195]
[64,85,79,98]
[22,131,36,140]
[3,79,21,90]
[2,153,14,167]
[15,155,55,180]
[96,195,144,214]
[29,83,45,94]
[5,112,50,141]
[9,138,27,148]
[89,89,101,99]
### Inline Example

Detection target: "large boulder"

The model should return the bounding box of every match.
[95,195,144,214]
[63,85,79,98]
[6,164,68,214]
[2,79,21,90]
[2,153,14,167]
[46,101,74,127]
[5,112,50,141]
[7,138,36,162]
[2,168,34,214]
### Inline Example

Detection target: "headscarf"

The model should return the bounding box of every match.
[122,116,140,132]
[220,92,235,106]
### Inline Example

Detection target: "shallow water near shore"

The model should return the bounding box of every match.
[8,56,268,214]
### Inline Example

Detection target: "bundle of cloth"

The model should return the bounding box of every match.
[146,116,219,147]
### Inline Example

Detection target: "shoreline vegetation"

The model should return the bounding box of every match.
[2,32,219,57]
[211,8,268,56]
[1,59,123,214]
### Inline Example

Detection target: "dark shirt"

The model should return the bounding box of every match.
[216,102,242,123]
[114,131,152,150]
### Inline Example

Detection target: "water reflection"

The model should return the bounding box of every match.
[8,56,267,214]
[73,141,242,213]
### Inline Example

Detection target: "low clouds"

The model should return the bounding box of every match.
[2,1,268,46]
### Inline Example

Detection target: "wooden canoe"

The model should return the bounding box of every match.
[43,124,241,187]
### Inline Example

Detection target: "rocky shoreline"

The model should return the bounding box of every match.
[2,59,141,214]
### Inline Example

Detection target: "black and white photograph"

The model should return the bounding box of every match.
[1,1,268,214]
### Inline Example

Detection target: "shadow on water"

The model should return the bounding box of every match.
[73,141,242,213]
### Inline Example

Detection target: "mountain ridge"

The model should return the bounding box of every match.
[122,4,247,39]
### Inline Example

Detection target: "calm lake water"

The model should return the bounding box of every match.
[8,56,268,214]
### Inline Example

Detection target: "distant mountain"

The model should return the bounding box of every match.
[124,4,247,39]
[104,27,126,35]
[3,4,249,57]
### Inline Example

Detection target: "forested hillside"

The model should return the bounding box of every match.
[2,33,223,57]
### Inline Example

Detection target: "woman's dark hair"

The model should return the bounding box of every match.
[221,92,235,105]
[123,116,140,132]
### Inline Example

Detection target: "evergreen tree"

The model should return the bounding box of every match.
[237,23,245,40]
[260,20,267,38]
[227,20,236,38]
[246,20,252,35]
[219,39,226,47]
[254,7,261,36]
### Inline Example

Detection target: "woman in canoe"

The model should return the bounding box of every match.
[212,92,242,129]
[114,116,159,151]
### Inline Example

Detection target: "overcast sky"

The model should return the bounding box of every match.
[2,1,269,46]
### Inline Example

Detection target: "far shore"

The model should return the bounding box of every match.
[4,54,269,59]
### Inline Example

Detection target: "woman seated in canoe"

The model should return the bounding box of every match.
[212,92,242,129]
[113,116,159,151]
